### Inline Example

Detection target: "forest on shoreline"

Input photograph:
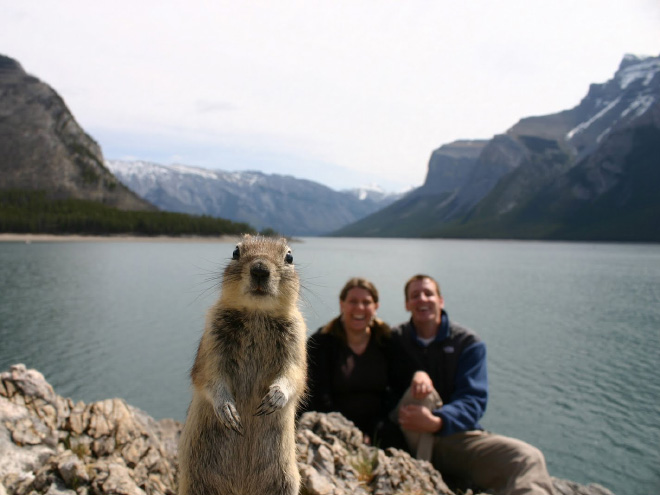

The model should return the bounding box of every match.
[0,190,257,237]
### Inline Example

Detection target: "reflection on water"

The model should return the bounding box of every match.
[1,238,659,495]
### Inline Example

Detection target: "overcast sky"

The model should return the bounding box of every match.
[2,1,659,191]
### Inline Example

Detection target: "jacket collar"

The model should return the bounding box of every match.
[409,310,450,345]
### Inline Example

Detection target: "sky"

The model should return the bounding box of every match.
[1,1,659,192]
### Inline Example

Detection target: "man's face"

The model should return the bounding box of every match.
[405,278,444,325]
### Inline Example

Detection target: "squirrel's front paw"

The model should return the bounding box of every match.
[214,400,244,435]
[255,385,288,416]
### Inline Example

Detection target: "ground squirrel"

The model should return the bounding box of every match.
[178,235,307,495]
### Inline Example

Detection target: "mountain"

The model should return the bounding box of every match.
[343,183,406,203]
[106,160,402,236]
[334,54,660,241]
[0,54,152,211]
[0,52,398,237]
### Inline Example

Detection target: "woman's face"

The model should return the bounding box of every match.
[340,287,379,334]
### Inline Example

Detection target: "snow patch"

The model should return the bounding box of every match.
[596,126,612,144]
[621,95,656,120]
[619,58,660,90]
[355,183,385,200]
[567,97,621,140]
[168,164,218,180]
[106,160,166,178]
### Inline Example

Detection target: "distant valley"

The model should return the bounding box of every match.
[106,161,403,236]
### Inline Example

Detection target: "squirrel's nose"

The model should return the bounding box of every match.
[250,262,270,282]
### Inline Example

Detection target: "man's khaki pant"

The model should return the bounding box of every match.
[393,388,556,495]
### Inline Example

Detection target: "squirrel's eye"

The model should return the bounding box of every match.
[232,247,240,260]
[284,251,293,264]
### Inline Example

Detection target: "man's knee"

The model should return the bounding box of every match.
[514,443,554,494]
[452,433,553,494]
[514,439,548,471]
[463,433,548,478]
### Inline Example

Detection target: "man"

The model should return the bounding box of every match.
[390,274,555,495]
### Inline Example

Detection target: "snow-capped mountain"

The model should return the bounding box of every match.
[105,160,401,236]
[335,53,660,241]
[342,183,408,202]
[564,54,660,159]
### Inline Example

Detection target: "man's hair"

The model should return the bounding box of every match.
[404,274,441,301]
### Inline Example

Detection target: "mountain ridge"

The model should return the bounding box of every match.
[3,50,657,241]
[107,160,403,236]
[333,53,660,241]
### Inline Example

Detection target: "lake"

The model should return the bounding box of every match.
[1,237,659,495]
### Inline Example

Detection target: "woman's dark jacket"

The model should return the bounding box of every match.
[303,318,401,440]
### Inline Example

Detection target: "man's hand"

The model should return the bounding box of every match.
[398,404,442,433]
[411,371,434,399]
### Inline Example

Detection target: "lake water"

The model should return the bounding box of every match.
[0,237,659,494]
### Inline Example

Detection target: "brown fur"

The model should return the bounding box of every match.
[178,235,307,495]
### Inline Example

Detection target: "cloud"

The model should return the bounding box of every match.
[195,100,239,114]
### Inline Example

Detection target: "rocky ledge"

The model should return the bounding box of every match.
[0,364,614,495]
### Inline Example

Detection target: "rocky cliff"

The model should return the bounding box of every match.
[417,140,487,197]
[0,55,152,211]
[0,365,615,495]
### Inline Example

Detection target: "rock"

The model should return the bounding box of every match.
[42,480,75,495]
[1,366,57,404]
[1,365,178,495]
[297,411,453,495]
[0,365,615,495]
[95,461,144,495]
[65,401,87,435]
[0,395,57,483]
[552,478,615,495]
[56,453,89,486]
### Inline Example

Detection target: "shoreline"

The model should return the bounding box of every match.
[0,233,240,243]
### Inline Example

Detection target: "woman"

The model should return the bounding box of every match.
[305,277,400,445]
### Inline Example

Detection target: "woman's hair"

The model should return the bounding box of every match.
[338,277,379,303]
[321,277,390,343]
